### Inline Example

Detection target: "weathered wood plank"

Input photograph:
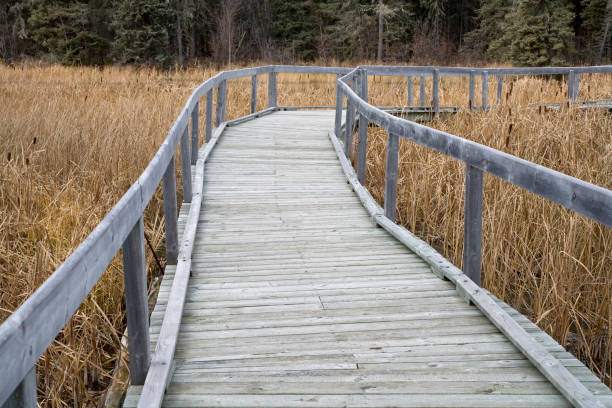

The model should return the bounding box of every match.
[384,131,399,220]
[180,126,193,203]
[162,158,179,265]
[190,102,199,165]
[250,74,257,114]
[462,164,483,286]
[328,119,607,407]
[122,217,150,385]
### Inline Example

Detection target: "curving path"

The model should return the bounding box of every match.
[124,110,611,407]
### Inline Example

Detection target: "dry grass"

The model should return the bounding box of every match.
[0,62,610,406]
[0,62,256,406]
[360,73,612,388]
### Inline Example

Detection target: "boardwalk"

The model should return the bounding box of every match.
[123,111,611,407]
[3,65,612,408]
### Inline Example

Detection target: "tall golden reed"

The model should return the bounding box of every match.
[0,63,609,406]
[362,73,611,388]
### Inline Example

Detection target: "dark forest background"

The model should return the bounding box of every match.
[0,0,610,67]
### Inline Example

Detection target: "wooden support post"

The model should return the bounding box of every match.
[568,70,574,100]
[267,71,277,108]
[122,217,150,385]
[357,69,368,185]
[334,80,343,137]
[3,367,37,408]
[407,75,413,106]
[481,70,489,111]
[215,80,227,126]
[469,70,475,109]
[180,126,192,203]
[384,131,399,221]
[432,69,440,117]
[574,73,580,100]
[162,158,178,265]
[463,164,483,287]
[251,74,258,114]
[190,102,199,165]
[419,75,426,107]
[497,75,503,104]
[205,88,213,142]
[344,101,355,158]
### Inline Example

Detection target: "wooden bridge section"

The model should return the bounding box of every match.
[2,65,611,408]
[123,110,611,407]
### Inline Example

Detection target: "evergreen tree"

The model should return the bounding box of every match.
[506,0,576,66]
[270,0,318,61]
[112,0,173,67]
[464,0,514,61]
[28,0,109,65]
[581,0,611,63]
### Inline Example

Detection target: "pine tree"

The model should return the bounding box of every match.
[464,0,514,61]
[506,0,576,66]
[270,0,318,61]
[581,0,611,63]
[28,0,109,65]
[112,0,173,67]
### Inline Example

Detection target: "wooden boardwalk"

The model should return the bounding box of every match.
[124,110,611,407]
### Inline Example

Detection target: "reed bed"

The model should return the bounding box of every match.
[0,63,610,406]
[0,62,262,406]
[359,73,612,388]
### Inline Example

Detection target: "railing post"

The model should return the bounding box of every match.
[190,102,199,165]
[568,70,580,101]
[267,71,277,108]
[162,158,178,265]
[419,75,426,107]
[344,100,355,158]
[469,70,475,109]
[463,164,483,286]
[251,74,258,114]
[497,75,503,104]
[357,69,368,185]
[432,69,440,117]
[407,75,413,106]
[180,126,192,203]
[384,131,399,221]
[481,70,489,111]
[122,217,150,385]
[205,88,213,142]
[3,367,37,408]
[215,80,227,126]
[334,78,343,137]
[574,72,580,101]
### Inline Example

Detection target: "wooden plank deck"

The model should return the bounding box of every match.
[124,110,611,407]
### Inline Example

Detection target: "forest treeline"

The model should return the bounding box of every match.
[0,0,610,68]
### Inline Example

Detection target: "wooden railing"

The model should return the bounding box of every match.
[332,65,611,408]
[335,65,612,287]
[0,65,349,408]
[0,63,610,407]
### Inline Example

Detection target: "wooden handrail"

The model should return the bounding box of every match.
[0,63,608,407]
[0,64,350,407]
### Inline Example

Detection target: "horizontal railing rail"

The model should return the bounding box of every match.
[359,64,612,111]
[336,67,611,282]
[334,66,611,408]
[0,64,348,408]
[1,63,609,407]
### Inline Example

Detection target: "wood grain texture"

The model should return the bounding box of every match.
[190,102,199,165]
[328,121,611,408]
[122,217,150,385]
[125,110,611,407]
[462,164,483,286]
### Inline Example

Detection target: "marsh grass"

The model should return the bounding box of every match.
[0,63,610,406]
[360,73,611,387]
